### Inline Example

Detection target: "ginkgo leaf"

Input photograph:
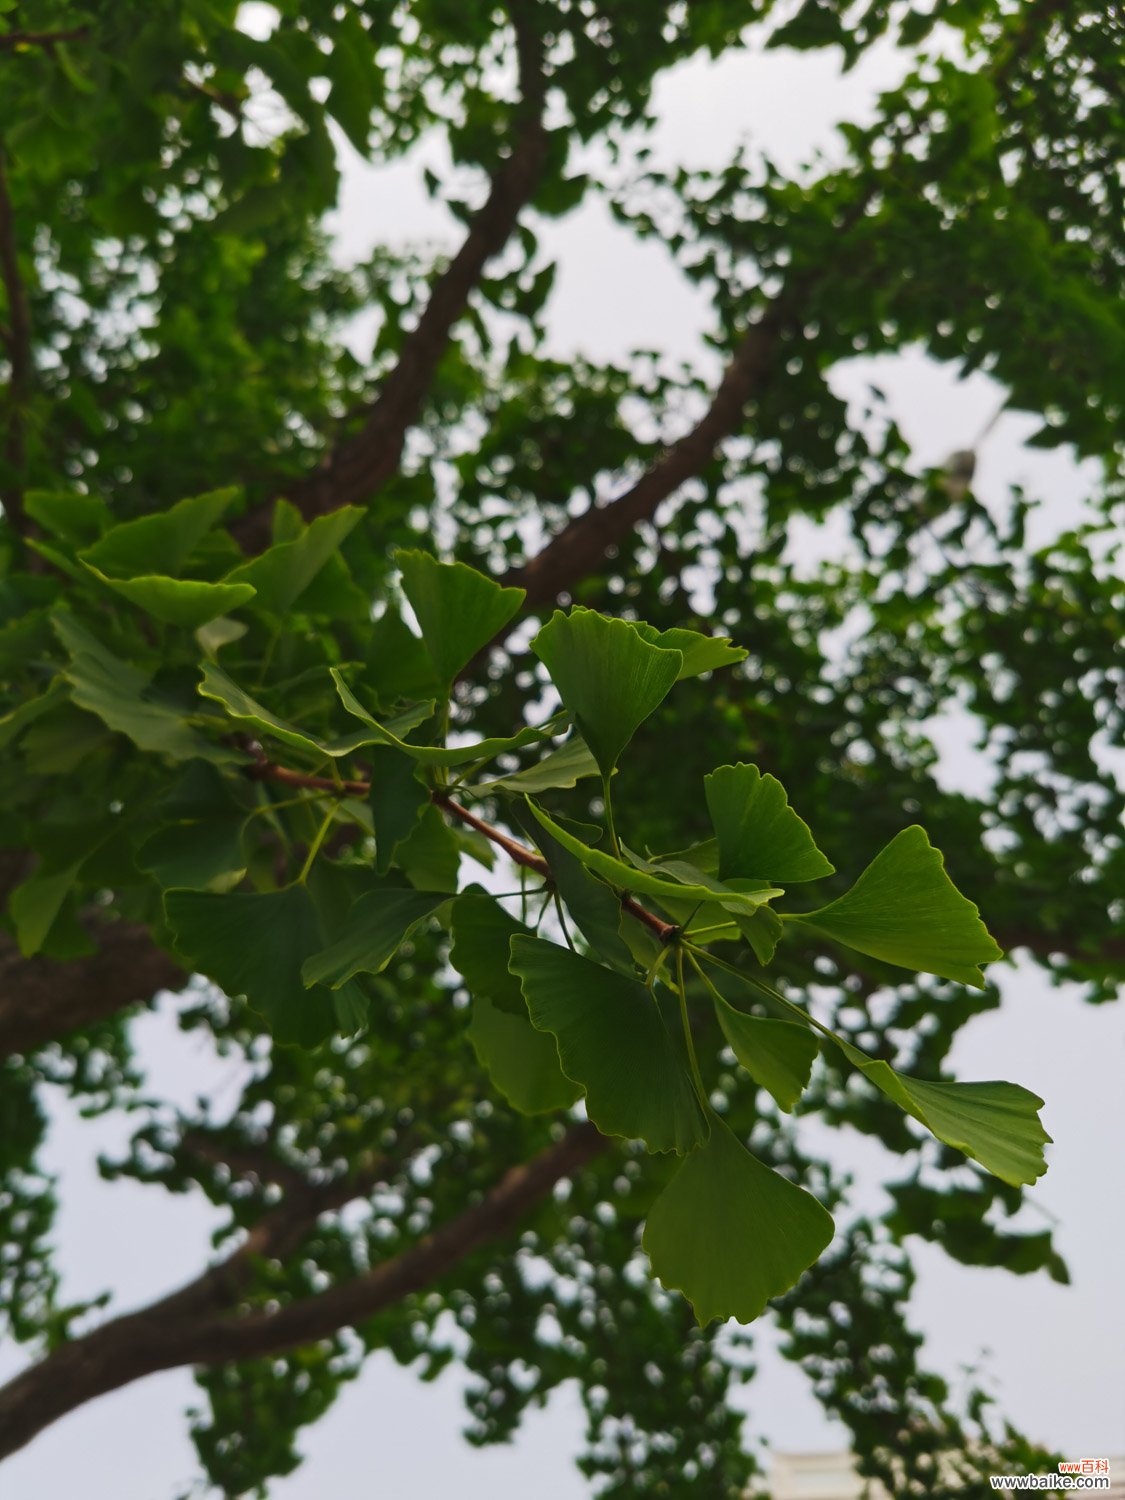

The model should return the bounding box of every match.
[450,891,529,1015]
[527,802,782,918]
[224,508,363,614]
[530,608,682,777]
[369,747,429,874]
[793,826,1003,986]
[198,663,432,758]
[481,735,600,793]
[331,668,545,766]
[711,993,818,1112]
[467,993,580,1114]
[705,763,834,882]
[396,548,525,683]
[137,818,247,893]
[836,1040,1050,1186]
[79,488,238,578]
[513,805,634,970]
[301,886,449,989]
[54,614,231,763]
[84,569,257,628]
[165,886,335,1047]
[643,1116,835,1324]
[509,936,707,1154]
[629,622,747,680]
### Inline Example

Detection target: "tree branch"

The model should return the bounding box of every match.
[243,753,679,941]
[0,147,32,536]
[501,304,789,612]
[0,921,184,1060]
[0,1122,603,1461]
[231,8,549,551]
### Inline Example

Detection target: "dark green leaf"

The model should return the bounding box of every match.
[705,763,834,882]
[301,886,448,989]
[509,936,708,1153]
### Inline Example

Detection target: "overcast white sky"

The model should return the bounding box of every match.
[3,18,1123,1500]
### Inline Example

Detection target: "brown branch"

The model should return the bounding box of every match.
[0,147,32,536]
[244,755,679,942]
[0,27,89,53]
[231,8,549,551]
[502,304,789,613]
[0,1122,603,1461]
[0,920,184,1060]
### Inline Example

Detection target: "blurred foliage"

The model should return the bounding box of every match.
[0,0,1121,1494]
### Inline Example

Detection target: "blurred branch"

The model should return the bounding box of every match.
[0,28,89,53]
[0,921,184,1059]
[232,5,550,550]
[0,1122,604,1461]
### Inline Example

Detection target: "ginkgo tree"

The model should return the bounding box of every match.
[1,0,1121,1495]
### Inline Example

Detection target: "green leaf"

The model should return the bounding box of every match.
[837,1042,1049,1186]
[24,490,111,547]
[526,803,782,918]
[325,10,380,153]
[301,886,448,989]
[331,668,545,766]
[79,488,238,578]
[705,763,834,882]
[481,735,600,793]
[165,886,335,1046]
[198,663,431,759]
[369,747,429,874]
[467,993,580,1114]
[794,826,1003,986]
[642,1116,835,1324]
[53,614,230,763]
[711,993,817,1111]
[395,548,525,684]
[395,805,461,892]
[530,608,682,777]
[84,569,257,628]
[9,864,83,956]
[509,936,708,1153]
[630,623,748,680]
[450,891,529,1015]
[224,508,363,615]
[137,819,247,893]
[365,605,442,706]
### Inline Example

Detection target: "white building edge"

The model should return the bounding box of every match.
[766,1451,1125,1498]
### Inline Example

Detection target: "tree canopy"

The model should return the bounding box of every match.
[0,0,1122,1494]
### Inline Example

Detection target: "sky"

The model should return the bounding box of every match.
[3,15,1123,1500]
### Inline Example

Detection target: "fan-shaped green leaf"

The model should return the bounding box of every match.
[224,508,363,615]
[467,993,581,1114]
[711,994,818,1112]
[794,826,1003,986]
[79,488,237,578]
[630,622,747,680]
[530,608,682,776]
[837,1041,1049,1186]
[301,886,449,989]
[705,763,834,883]
[482,735,599,793]
[396,548,525,684]
[54,614,230,762]
[527,802,782,917]
[85,569,257,628]
[451,892,529,1015]
[165,886,334,1046]
[643,1116,835,1324]
[509,936,707,1154]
